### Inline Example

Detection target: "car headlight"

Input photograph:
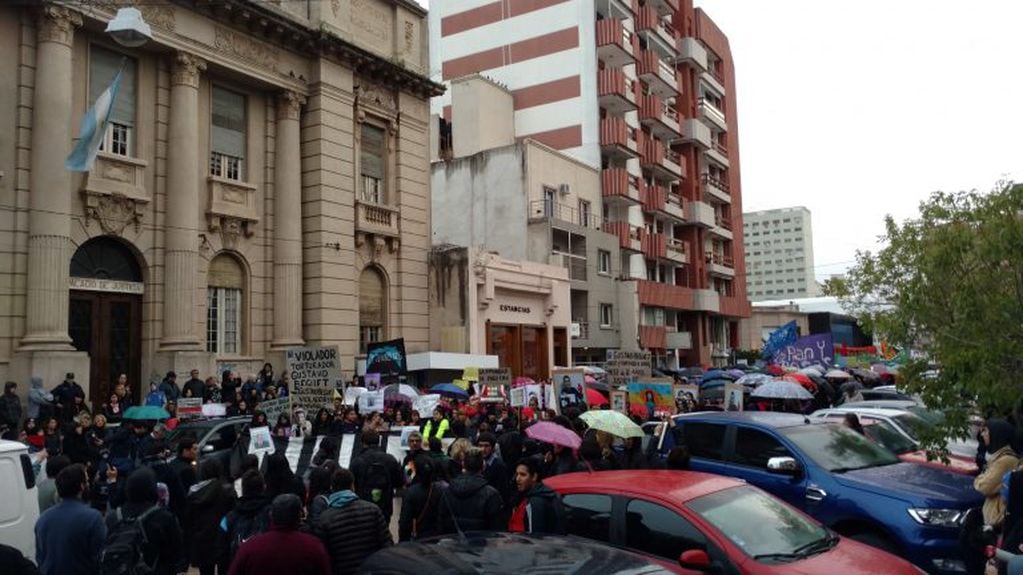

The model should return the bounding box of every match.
[907,508,964,528]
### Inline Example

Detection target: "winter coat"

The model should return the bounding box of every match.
[52,381,84,410]
[183,379,205,401]
[34,498,106,575]
[511,483,565,535]
[0,392,22,428]
[976,445,1020,526]
[223,495,271,563]
[482,454,511,502]
[439,474,503,533]
[228,527,331,575]
[183,479,236,566]
[159,379,180,402]
[398,480,444,541]
[314,490,392,575]
[105,501,183,575]
[170,458,198,494]
[28,377,52,420]
[350,447,404,520]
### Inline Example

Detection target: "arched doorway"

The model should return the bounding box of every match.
[68,237,144,407]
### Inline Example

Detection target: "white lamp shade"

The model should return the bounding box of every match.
[105,7,152,48]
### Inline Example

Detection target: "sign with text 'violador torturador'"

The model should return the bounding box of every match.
[286,346,341,414]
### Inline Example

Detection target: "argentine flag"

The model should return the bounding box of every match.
[65,61,125,172]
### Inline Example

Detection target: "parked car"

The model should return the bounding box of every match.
[834,403,980,460]
[811,408,977,474]
[0,440,39,560]
[165,416,250,469]
[546,470,923,575]
[359,532,676,574]
[657,412,980,575]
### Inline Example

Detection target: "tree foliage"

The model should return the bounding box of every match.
[824,183,1023,448]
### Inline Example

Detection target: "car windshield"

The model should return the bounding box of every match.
[906,407,944,426]
[862,419,917,454]
[893,413,933,441]
[782,424,901,472]
[166,422,215,449]
[688,485,829,561]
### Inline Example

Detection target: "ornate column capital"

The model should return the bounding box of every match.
[170,52,206,88]
[37,4,82,46]
[277,91,306,121]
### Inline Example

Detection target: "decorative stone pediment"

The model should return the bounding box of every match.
[80,153,150,235]
[206,176,258,249]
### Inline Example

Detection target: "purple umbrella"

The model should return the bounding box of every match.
[525,421,582,450]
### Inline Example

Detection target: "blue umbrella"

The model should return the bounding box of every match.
[700,378,733,389]
[703,369,736,381]
[123,405,170,420]
[430,383,469,400]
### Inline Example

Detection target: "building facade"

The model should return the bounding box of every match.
[0,0,440,407]
[429,0,750,368]
[738,303,807,351]
[743,206,819,301]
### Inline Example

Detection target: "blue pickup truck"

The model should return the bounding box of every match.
[657,412,981,574]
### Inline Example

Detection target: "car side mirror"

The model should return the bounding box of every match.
[201,444,215,454]
[679,549,712,570]
[767,456,801,475]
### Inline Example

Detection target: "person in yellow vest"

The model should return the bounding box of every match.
[423,407,450,441]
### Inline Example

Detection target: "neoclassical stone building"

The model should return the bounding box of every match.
[0,0,440,406]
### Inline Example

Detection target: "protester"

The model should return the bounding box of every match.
[41,417,61,456]
[312,408,333,437]
[145,381,167,408]
[184,369,206,400]
[273,414,293,438]
[103,467,183,575]
[508,456,565,535]
[184,459,236,575]
[171,437,200,493]
[440,448,503,534]
[350,430,404,522]
[312,436,341,468]
[0,381,22,435]
[398,455,444,541]
[402,430,425,469]
[447,437,471,478]
[37,455,71,513]
[228,494,331,575]
[28,376,53,421]
[52,373,85,423]
[160,371,181,403]
[264,452,306,501]
[315,468,392,575]
[204,377,223,404]
[113,374,134,408]
[223,470,272,565]
[423,407,450,441]
[292,409,312,438]
[63,413,96,465]
[962,419,1020,574]
[104,393,125,424]
[306,466,334,524]
[35,463,106,575]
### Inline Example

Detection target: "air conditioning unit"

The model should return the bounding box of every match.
[558,183,571,195]
[570,323,581,338]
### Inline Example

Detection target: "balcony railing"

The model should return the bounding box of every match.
[605,220,645,251]
[698,97,727,129]
[642,231,667,259]
[706,251,735,267]
[596,18,635,64]
[601,168,643,203]
[635,6,678,49]
[556,252,588,282]
[715,214,733,230]
[599,118,639,155]
[528,199,605,230]
[666,236,689,263]
[637,50,679,95]
[598,69,636,107]
[639,325,667,349]
[643,183,666,213]
[355,200,401,238]
[701,173,730,194]
[572,320,590,340]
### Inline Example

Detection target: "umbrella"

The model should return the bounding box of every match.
[726,369,746,379]
[751,381,814,400]
[701,386,749,401]
[123,405,170,420]
[579,410,643,438]
[512,376,536,387]
[781,373,817,393]
[851,368,881,385]
[581,365,606,376]
[700,379,730,390]
[525,421,581,450]
[586,387,608,406]
[765,364,785,376]
[871,363,891,375]
[735,373,773,388]
[584,374,597,385]
[383,384,419,404]
[430,383,469,400]
[703,369,735,381]
[825,369,852,380]
[799,366,824,377]
[840,380,864,395]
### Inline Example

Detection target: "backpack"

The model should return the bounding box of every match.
[363,459,391,504]
[227,506,270,559]
[99,506,159,575]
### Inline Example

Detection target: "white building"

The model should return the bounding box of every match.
[743,207,819,302]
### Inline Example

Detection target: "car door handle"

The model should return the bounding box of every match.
[805,486,827,503]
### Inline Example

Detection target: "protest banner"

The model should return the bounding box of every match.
[358,390,385,413]
[477,368,512,403]
[398,426,421,449]
[177,398,203,420]
[606,350,652,387]
[258,397,290,425]
[673,384,699,412]
[773,334,835,368]
[201,403,226,418]
[364,373,381,391]
[343,386,366,406]
[552,368,586,414]
[627,378,673,419]
[509,387,526,408]
[248,426,275,455]
[287,345,341,414]
[610,390,627,414]
[724,383,744,412]
[412,393,440,418]
[365,338,407,377]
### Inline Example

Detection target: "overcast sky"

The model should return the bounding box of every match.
[415,1,1023,280]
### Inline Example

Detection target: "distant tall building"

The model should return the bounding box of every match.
[742,207,818,301]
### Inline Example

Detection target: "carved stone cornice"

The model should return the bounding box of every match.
[170,52,206,89]
[37,4,82,46]
[277,91,306,121]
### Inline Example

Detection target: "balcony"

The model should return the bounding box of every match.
[685,200,715,228]
[706,251,736,278]
[635,7,678,57]
[697,97,728,132]
[528,200,605,230]
[692,288,720,312]
[636,50,679,98]
[701,69,726,96]
[556,252,588,282]
[571,320,590,340]
[640,137,684,181]
[706,140,730,169]
[665,236,689,264]
[637,279,694,309]
[606,220,645,253]
[646,0,679,16]
[596,19,635,68]
[709,214,733,240]
[600,117,640,160]
[598,69,637,114]
[682,118,712,149]
[643,183,685,223]
[664,192,686,222]
[701,173,730,204]
[666,329,693,350]
[678,37,708,71]
[639,325,667,350]
[642,231,667,260]
[602,168,643,204]
[355,201,401,249]
[638,94,681,139]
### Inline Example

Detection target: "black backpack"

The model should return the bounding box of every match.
[227,506,270,559]
[363,459,391,504]
[99,506,159,575]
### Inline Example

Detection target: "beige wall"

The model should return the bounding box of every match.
[523,139,603,220]
[450,75,514,159]
[739,306,809,350]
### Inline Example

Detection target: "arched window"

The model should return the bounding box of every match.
[207,253,244,355]
[359,267,386,354]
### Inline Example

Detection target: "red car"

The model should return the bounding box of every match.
[546,470,923,575]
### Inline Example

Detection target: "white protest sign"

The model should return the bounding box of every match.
[287,345,341,414]
[248,426,275,455]
[358,390,385,413]
[201,403,226,418]
[258,397,290,425]
[177,398,203,419]
[509,387,526,408]
[344,386,367,406]
[412,393,440,417]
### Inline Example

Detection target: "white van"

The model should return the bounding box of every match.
[0,440,40,559]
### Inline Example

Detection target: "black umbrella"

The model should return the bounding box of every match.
[840,380,865,395]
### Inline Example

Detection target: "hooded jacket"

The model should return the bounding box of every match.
[223,495,271,562]
[183,479,236,565]
[975,419,1020,527]
[439,474,503,533]
[314,490,392,575]
[514,482,566,535]
[28,376,52,419]
[106,470,183,575]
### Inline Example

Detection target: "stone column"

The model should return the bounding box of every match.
[161,52,206,350]
[271,91,306,348]
[20,5,82,350]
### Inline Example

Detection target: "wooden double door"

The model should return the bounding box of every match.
[69,290,142,407]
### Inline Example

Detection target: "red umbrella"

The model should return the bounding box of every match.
[766,364,785,376]
[586,387,608,406]
[782,373,817,393]
[512,376,536,387]
[525,421,582,450]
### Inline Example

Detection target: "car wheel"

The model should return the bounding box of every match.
[848,531,900,555]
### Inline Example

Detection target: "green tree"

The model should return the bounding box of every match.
[824,183,1023,450]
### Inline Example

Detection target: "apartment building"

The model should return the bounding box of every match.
[0,0,440,406]
[743,207,820,301]
[429,0,750,367]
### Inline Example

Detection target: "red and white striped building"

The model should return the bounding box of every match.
[429,0,750,367]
